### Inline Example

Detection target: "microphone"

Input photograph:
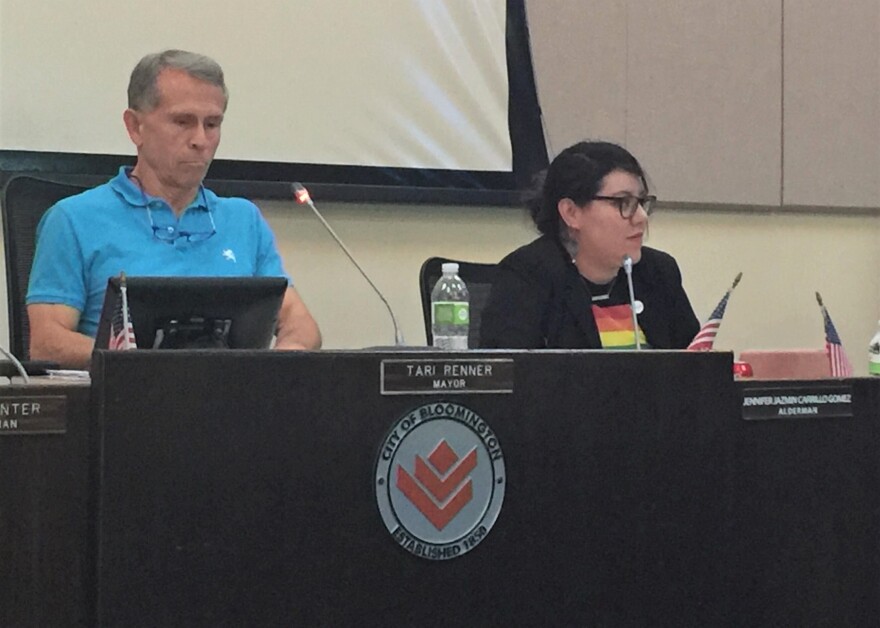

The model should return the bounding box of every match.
[0,345,30,383]
[622,255,641,350]
[292,183,406,347]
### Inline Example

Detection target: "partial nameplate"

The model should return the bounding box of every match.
[741,383,853,421]
[0,396,67,435]
[381,359,514,395]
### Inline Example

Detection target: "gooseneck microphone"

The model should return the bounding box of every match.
[0,345,30,383]
[292,183,406,347]
[622,255,641,350]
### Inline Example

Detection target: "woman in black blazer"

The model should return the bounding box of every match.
[481,141,699,350]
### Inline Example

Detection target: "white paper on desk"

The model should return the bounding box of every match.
[46,369,91,380]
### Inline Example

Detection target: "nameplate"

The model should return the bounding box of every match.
[380,359,514,395]
[741,383,853,421]
[0,395,68,435]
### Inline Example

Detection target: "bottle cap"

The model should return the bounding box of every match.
[441,262,459,274]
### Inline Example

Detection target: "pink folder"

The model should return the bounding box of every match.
[738,349,830,380]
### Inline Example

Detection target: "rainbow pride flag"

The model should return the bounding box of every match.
[592,304,648,350]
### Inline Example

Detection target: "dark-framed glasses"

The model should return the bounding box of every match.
[592,194,657,219]
[147,205,217,243]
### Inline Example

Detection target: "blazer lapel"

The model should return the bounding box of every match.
[534,236,601,348]
[562,266,601,347]
[632,270,670,348]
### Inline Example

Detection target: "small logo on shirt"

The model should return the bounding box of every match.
[222,249,237,263]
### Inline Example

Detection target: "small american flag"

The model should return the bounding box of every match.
[687,272,742,351]
[815,292,853,377]
[109,273,137,351]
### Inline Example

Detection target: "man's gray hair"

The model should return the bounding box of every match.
[128,49,228,111]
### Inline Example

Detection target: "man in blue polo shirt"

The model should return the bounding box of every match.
[27,50,321,368]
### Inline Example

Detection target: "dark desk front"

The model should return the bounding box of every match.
[0,381,92,627]
[3,353,879,627]
[732,377,880,626]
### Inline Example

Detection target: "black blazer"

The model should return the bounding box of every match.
[480,235,700,349]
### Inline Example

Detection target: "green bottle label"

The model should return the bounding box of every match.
[869,358,880,376]
[433,301,469,326]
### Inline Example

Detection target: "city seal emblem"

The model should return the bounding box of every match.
[375,402,505,560]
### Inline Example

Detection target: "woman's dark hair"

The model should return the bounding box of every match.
[527,141,647,239]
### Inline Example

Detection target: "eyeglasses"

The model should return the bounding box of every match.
[128,172,216,243]
[592,194,657,219]
[147,204,217,242]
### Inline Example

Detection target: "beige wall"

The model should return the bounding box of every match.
[527,0,782,205]
[527,0,880,209]
[783,1,880,206]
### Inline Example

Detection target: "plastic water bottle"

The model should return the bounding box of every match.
[431,263,469,349]
[869,320,880,376]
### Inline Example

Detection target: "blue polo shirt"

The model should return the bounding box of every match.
[27,167,291,337]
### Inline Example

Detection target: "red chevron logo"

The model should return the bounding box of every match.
[396,440,478,531]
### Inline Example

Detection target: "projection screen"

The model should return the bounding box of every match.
[0,1,512,174]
